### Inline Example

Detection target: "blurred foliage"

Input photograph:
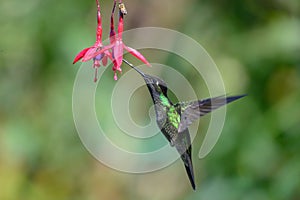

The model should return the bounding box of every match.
[1,0,300,199]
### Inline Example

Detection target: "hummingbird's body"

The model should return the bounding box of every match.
[123,59,245,190]
[148,85,195,189]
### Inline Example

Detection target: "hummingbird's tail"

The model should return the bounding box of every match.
[175,128,196,190]
[181,151,196,190]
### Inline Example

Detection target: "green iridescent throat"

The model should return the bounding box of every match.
[159,94,170,107]
[160,93,180,129]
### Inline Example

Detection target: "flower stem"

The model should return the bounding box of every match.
[110,0,117,43]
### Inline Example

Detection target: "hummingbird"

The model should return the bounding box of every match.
[123,59,245,190]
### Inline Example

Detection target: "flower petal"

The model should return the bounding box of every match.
[104,50,114,61]
[82,47,98,62]
[73,47,92,64]
[124,45,151,66]
[94,52,104,61]
[102,55,108,66]
[83,43,114,62]
[94,59,101,67]
[113,40,124,69]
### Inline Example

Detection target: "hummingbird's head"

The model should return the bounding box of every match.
[144,74,168,96]
[123,59,168,96]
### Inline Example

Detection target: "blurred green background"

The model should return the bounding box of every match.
[1,0,300,199]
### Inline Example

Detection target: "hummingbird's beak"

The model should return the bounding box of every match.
[123,59,146,77]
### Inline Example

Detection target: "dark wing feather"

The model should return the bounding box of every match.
[176,95,246,132]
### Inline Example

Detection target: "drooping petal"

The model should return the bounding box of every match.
[82,47,98,62]
[73,47,92,64]
[83,43,114,62]
[93,59,101,67]
[112,60,118,71]
[123,45,151,66]
[102,55,108,66]
[113,39,124,70]
[104,50,114,61]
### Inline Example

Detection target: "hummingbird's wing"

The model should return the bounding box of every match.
[174,128,195,190]
[176,95,245,133]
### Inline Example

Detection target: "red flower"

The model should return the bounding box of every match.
[90,1,151,80]
[73,0,112,82]
[73,0,150,81]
